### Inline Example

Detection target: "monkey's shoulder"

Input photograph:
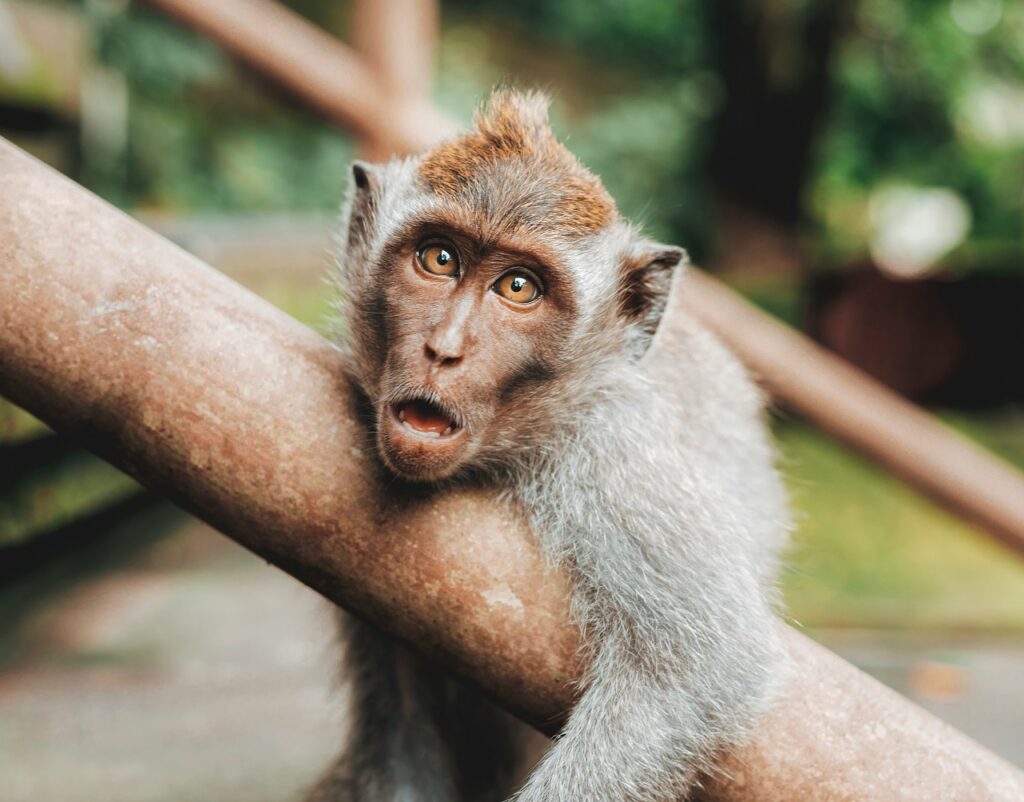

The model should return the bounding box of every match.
[644,311,767,420]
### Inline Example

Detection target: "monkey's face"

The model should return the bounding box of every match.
[337,90,685,482]
[367,226,578,482]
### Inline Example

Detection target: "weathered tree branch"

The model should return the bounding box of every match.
[1,140,1021,800]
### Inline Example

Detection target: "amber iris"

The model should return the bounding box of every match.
[494,271,540,304]
[417,244,459,276]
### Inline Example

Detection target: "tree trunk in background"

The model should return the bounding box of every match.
[705,0,849,277]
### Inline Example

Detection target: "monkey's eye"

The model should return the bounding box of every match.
[494,271,541,305]
[416,243,459,277]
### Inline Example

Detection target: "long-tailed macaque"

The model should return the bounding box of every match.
[308,89,789,802]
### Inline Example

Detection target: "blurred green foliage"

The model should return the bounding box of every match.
[815,0,1024,265]
[781,412,1024,630]
[0,404,136,546]
[89,4,354,211]
[0,448,136,545]
[55,0,1020,266]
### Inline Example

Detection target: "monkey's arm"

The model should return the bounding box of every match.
[512,647,712,800]
[509,540,782,802]
[512,375,786,802]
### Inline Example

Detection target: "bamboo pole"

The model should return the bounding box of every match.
[2,139,1022,802]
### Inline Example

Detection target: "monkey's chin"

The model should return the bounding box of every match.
[377,404,471,482]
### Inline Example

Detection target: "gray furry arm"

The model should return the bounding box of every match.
[509,332,788,802]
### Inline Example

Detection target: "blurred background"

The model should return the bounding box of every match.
[1,0,1022,799]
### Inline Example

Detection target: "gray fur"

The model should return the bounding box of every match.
[306,615,527,802]
[502,317,789,801]
[312,98,789,802]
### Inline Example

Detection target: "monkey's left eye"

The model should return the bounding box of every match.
[416,243,459,277]
[494,271,541,305]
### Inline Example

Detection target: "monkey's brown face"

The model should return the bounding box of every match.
[370,227,574,482]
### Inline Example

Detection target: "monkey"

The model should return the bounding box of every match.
[307,88,790,802]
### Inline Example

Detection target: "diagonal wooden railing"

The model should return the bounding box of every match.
[143,0,1024,557]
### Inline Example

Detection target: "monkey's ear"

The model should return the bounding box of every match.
[350,160,379,194]
[346,161,382,245]
[618,241,688,340]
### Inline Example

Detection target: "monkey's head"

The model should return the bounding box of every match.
[333,89,686,482]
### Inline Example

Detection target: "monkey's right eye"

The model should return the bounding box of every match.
[416,243,459,277]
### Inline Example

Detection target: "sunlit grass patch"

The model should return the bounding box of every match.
[779,412,1024,631]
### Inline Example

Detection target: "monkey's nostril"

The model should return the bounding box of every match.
[424,343,462,368]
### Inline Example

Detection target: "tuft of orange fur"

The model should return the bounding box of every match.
[418,89,616,235]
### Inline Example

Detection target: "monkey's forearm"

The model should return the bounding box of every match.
[511,690,696,801]
[512,394,785,801]
[509,628,773,802]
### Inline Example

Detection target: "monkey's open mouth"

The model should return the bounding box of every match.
[392,398,463,439]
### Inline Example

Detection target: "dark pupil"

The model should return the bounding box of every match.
[511,277,526,293]
[435,249,450,265]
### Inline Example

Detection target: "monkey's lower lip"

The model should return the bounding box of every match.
[391,400,463,439]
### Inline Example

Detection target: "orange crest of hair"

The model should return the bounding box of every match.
[418,89,617,235]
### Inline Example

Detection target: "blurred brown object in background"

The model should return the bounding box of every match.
[806,266,1024,407]
[908,660,968,702]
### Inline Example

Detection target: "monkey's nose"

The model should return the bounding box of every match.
[424,343,463,368]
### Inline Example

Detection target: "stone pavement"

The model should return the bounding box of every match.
[0,506,340,802]
[811,627,1024,768]
[0,505,1020,801]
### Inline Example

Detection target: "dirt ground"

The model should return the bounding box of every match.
[1,504,1020,802]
